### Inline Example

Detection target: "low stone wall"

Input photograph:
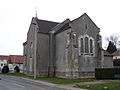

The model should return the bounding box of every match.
[24,70,95,78]
[55,72,94,78]
[55,72,66,78]
[79,72,95,78]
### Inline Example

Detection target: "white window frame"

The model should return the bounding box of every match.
[78,34,95,56]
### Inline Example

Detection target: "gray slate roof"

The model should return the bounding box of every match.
[51,18,71,34]
[36,18,59,34]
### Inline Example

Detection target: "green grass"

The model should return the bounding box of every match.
[36,77,94,84]
[0,73,94,84]
[1,73,120,90]
[74,82,120,90]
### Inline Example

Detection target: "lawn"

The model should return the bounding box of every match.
[1,73,120,90]
[36,77,94,84]
[74,81,120,90]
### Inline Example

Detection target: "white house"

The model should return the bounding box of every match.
[0,55,23,73]
[0,55,9,72]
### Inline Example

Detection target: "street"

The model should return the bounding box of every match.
[0,75,67,90]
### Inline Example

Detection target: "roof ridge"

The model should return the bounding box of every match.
[35,18,59,34]
[36,18,59,24]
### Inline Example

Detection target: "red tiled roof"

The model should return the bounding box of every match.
[103,50,114,56]
[0,55,9,60]
[9,55,23,64]
[104,50,120,56]
[112,50,120,56]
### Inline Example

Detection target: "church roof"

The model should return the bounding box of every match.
[33,13,99,34]
[51,18,71,34]
[36,18,59,34]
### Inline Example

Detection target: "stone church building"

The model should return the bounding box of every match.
[23,13,103,78]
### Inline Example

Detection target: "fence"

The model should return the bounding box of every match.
[95,68,120,79]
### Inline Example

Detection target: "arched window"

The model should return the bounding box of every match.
[90,39,93,53]
[80,38,84,53]
[78,35,94,56]
[85,37,89,53]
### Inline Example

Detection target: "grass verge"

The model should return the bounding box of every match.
[0,73,94,84]
[1,73,120,90]
[36,77,94,84]
[74,81,120,90]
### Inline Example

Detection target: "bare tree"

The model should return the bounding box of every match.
[105,33,120,48]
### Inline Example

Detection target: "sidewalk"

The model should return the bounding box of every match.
[21,77,87,90]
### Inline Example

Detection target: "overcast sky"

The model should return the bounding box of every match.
[0,0,120,55]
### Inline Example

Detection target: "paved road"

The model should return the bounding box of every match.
[0,75,67,90]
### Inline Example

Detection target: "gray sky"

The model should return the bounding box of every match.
[0,0,120,55]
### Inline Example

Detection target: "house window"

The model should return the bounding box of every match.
[79,35,95,56]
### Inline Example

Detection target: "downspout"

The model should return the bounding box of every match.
[53,34,56,77]
[48,34,51,77]
[49,31,56,77]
